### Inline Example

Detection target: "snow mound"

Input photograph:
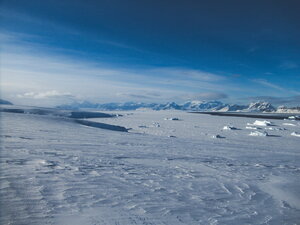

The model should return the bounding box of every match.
[265,127,285,131]
[249,131,268,137]
[282,123,296,126]
[291,132,300,137]
[252,120,273,126]
[223,125,237,130]
[245,126,259,130]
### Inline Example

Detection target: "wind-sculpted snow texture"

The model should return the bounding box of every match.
[1,110,300,225]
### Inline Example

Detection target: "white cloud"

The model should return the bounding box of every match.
[116,92,162,100]
[151,68,226,82]
[17,90,74,99]
[252,79,300,96]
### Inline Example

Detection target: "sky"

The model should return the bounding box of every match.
[1,0,300,106]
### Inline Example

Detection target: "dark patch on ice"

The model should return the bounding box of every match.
[6,159,27,165]
[168,135,176,138]
[39,129,57,133]
[0,108,25,113]
[19,136,34,140]
[266,135,281,137]
[114,156,131,160]
[226,163,234,167]
[43,151,65,157]
[192,111,300,120]
[212,134,226,138]
[43,160,59,168]
[1,135,12,138]
[69,111,115,119]
[75,120,128,132]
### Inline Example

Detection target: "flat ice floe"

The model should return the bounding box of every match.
[1,109,300,225]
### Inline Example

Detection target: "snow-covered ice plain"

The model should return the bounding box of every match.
[1,108,300,225]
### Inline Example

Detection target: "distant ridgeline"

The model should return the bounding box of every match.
[0,99,13,105]
[56,101,300,113]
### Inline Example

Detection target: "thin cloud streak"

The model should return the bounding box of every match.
[252,79,300,95]
[252,79,284,91]
[17,90,74,99]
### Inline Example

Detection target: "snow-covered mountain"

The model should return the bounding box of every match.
[182,100,224,111]
[158,102,182,110]
[215,101,277,113]
[57,100,226,111]
[218,104,248,112]
[246,101,276,112]
[56,100,300,113]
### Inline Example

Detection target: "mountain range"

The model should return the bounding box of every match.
[56,100,290,112]
[1,98,299,113]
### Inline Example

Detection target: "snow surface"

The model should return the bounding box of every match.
[1,109,300,225]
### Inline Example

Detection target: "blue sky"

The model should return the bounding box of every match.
[1,0,300,106]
